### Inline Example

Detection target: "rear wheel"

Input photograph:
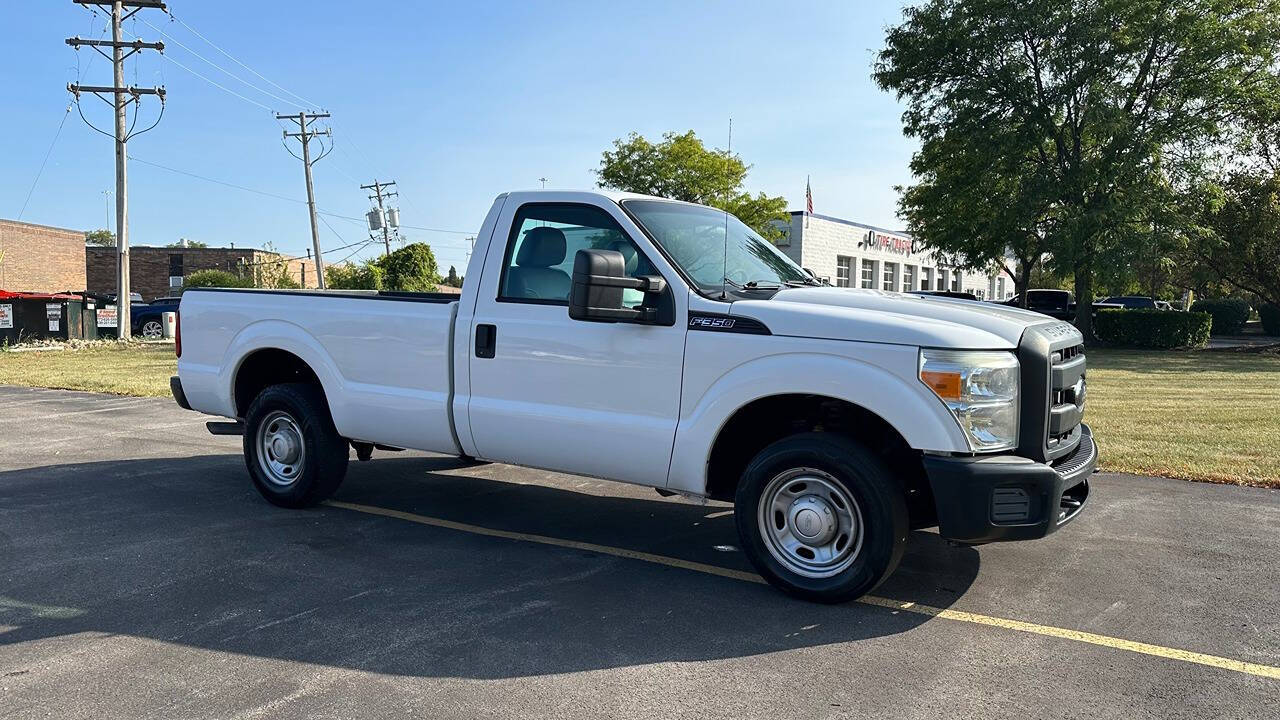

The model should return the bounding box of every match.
[243,383,348,508]
[735,433,908,603]
[140,320,163,340]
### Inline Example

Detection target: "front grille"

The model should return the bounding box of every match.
[1047,343,1086,450]
[1016,322,1086,462]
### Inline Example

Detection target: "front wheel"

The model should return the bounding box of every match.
[243,383,349,508]
[140,320,164,340]
[735,433,908,603]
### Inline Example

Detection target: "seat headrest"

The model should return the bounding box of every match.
[607,240,639,275]
[516,227,567,268]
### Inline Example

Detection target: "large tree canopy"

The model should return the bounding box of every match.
[596,131,789,240]
[875,0,1280,333]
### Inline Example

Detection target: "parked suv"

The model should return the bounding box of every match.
[1000,289,1074,320]
[132,297,181,339]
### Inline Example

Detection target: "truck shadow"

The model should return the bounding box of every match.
[0,454,980,679]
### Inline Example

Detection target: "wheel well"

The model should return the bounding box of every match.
[704,394,936,528]
[233,349,324,418]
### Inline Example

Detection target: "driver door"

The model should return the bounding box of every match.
[465,197,688,487]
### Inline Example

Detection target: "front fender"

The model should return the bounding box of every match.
[666,350,969,495]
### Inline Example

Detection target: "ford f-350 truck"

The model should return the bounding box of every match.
[171,190,1096,603]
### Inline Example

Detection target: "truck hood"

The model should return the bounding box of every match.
[731,287,1057,349]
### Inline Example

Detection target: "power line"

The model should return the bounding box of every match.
[167,11,320,109]
[156,51,272,111]
[127,154,301,202]
[124,154,478,243]
[17,104,73,220]
[139,15,306,111]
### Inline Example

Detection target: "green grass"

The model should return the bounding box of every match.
[2,341,1277,486]
[0,343,176,397]
[1086,348,1280,487]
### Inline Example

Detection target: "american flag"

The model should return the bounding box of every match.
[805,176,813,214]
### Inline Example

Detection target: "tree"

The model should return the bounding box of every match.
[250,242,301,289]
[85,229,115,247]
[1191,170,1280,307]
[897,132,1055,306]
[325,262,384,290]
[444,265,464,288]
[324,242,441,291]
[875,0,1280,335]
[378,242,440,291]
[596,131,790,240]
[182,269,252,290]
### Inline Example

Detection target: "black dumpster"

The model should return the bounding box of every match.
[0,293,87,343]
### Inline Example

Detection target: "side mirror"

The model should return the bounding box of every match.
[569,248,666,323]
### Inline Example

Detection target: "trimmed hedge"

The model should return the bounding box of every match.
[1261,304,1280,336]
[1190,298,1251,335]
[1095,309,1211,349]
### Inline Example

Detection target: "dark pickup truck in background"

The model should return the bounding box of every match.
[1000,289,1075,320]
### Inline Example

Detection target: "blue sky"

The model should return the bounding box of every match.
[4,1,916,274]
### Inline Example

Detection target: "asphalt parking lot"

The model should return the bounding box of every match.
[1,385,1277,719]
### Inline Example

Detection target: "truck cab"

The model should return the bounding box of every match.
[173,190,1097,603]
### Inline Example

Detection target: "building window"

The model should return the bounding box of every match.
[997,276,1006,298]
[952,271,962,292]
[903,265,915,292]
[936,270,946,291]
[921,267,933,291]
[860,259,875,288]
[882,262,897,291]
[836,256,852,288]
[168,253,183,277]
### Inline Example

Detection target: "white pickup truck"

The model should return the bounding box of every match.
[172,190,1096,603]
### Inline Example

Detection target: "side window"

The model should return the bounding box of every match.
[499,203,656,307]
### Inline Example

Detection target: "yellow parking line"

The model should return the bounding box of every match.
[325,499,1280,681]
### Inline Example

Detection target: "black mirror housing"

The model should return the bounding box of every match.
[569,249,666,323]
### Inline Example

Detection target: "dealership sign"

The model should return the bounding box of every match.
[861,230,914,256]
[0,304,11,329]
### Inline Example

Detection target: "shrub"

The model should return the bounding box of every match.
[1260,303,1280,336]
[326,262,384,290]
[182,269,252,290]
[1094,309,1211,349]
[1190,298,1251,335]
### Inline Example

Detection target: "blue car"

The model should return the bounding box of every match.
[131,296,182,339]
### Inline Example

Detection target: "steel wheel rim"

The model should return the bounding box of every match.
[141,320,163,339]
[757,467,864,579]
[256,410,306,487]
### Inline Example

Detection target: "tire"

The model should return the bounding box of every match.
[243,383,349,508]
[141,320,163,340]
[734,432,908,603]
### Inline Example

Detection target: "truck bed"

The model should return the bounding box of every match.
[177,288,463,456]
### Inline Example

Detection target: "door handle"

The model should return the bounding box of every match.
[475,324,496,358]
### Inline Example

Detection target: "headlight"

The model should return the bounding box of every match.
[919,349,1019,452]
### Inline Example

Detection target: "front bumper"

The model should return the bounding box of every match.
[924,424,1097,544]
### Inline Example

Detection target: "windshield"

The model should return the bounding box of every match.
[622,199,812,297]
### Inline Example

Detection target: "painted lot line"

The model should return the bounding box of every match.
[326,499,1280,682]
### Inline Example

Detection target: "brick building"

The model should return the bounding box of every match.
[86,245,320,300]
[777,211,1008,300]
[0,219,87,293]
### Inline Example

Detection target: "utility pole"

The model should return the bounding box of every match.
[68,0,167,340]
[277,111,331,289]
[360,179,398,257]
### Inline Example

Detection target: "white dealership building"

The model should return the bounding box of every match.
[776,211,1011,300]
